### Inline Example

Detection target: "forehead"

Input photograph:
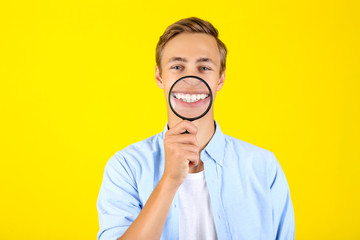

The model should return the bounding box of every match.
[161,33,220,65]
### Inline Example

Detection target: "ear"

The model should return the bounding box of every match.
[155,65,164,89]
[216,68,226,91]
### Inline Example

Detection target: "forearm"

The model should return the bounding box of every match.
[118,176,179,240]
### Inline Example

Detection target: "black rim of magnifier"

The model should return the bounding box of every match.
[168,75,213,121]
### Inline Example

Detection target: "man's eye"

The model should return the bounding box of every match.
[172,66,182,70]
[201,66,210,71]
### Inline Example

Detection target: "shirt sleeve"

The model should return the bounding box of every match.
[96,152,142,240]
[269,153,295,240]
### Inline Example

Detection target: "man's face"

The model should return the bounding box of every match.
[155,33,225,118]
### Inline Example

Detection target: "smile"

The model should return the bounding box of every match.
[171,92,209,103]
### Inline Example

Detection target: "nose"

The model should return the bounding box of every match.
[182,77,203,86]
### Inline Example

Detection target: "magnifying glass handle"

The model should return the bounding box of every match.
[181,118,190,134]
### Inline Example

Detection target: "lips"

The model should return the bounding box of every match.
[171,92,210,103]
[170,92,211,118]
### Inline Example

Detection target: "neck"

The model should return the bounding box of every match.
[167,111,215,151]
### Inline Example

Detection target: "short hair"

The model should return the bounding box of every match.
[156,17,227,77]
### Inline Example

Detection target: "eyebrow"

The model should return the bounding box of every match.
[167,57,216,65]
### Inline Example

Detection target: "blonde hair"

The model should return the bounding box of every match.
[156,17,227,77]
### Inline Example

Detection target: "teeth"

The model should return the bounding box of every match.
[173,93,209,103]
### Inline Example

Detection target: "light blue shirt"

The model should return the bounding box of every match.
[97,121,295,240]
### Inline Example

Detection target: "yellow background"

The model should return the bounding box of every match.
[1,0,359,239]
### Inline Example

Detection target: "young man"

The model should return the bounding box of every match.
[97,17,295,240]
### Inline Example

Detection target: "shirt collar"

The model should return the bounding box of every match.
[162,120,225,166]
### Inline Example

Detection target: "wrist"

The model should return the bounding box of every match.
[160,173,183,191]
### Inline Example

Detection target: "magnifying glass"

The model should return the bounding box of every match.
[168,75,213,122]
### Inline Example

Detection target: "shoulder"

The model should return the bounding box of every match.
[222,134,278,182]
[119,132,164,160]
[223,134,274,160]
[105,132,164,179]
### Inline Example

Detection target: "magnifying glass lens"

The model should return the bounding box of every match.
[169,76,212,121]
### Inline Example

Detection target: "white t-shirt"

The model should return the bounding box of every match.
[178,170,218,240]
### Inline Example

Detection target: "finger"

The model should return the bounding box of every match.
[186,152,200,166]
[166,134,199,146]
[167,120,198,135]
[178,143,200,154]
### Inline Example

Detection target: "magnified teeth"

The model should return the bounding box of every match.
[173,93,209,103]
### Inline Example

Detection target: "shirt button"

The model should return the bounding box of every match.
[174,204,177,208]
[218,215,221,219]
